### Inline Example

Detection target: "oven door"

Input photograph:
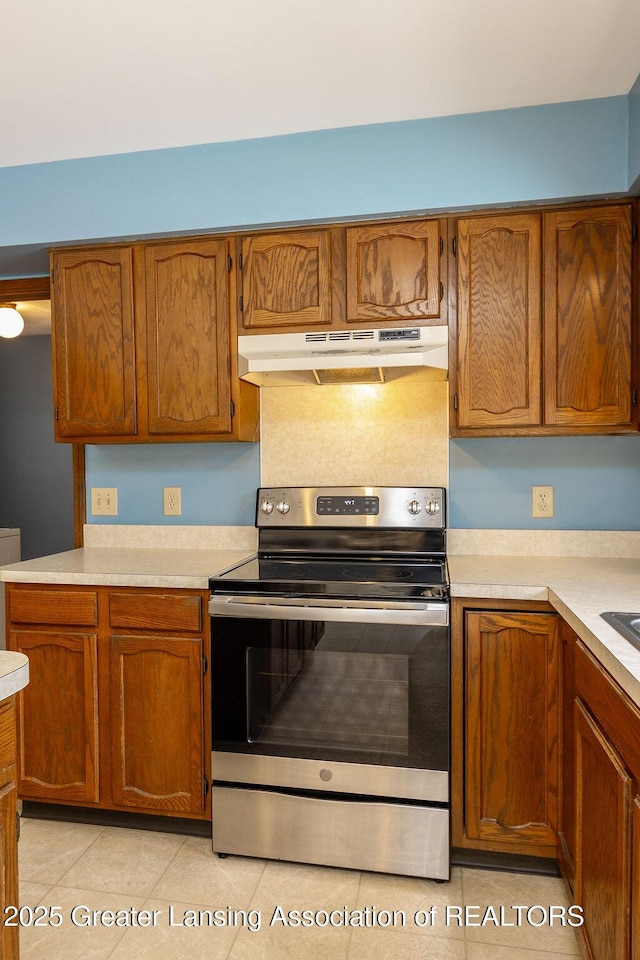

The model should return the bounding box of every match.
[209,595,449,804]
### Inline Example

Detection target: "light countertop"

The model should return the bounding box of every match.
[0,548,255,590]
[0,652,29,701]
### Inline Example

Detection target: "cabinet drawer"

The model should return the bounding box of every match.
[109,593,202,632]
[0,700,15,775]
[9,589,98,626]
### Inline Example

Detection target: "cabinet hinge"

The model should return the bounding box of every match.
[239,253,243,270]
[202,655,208,675]
[204,775,209,797]
[439,281,444,302]
[633,223,638,242]
[633,387,638,406]
[453,394,459,412]
[239,296,243,312]
[440,236,444,256]
[50,268,54,283]
[230,399,235,419]
[55,407,59,421]
[452,237,457,256]
[227,255,232,272]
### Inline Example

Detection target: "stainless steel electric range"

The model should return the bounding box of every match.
[208,486,450,880]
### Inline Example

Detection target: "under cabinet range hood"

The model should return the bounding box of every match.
[238,326,449,385]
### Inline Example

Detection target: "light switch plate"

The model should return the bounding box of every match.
[90,487,118,516]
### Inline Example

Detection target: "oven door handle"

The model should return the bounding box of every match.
[209,595,449,626]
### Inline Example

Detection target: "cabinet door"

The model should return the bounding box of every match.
[346,219,443,322]
[240,230,331,330]
[10,631,99,803]
[0,700,18,960]
[633,797,640,960]
[110,635,204,814]
[464,611,558,854]
[142,239,232,435]
[544,205,632,427]
[455,214,542,428]
[575,697,632,960]
[558,619,576,887]
[51,247,137,438]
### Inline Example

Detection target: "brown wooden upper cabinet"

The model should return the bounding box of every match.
[238,219,446,333]
[240,230,332,330]
[345,219,444,323]
[51,240,258,443]
[451,203,635,436]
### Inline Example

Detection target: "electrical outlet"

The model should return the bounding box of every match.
[532,485,554,519]
[90,487,118,516]
[163,486,182,516]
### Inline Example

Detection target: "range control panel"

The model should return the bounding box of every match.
[256,487,445,529]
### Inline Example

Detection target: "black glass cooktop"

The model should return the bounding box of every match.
[210,555,449,601]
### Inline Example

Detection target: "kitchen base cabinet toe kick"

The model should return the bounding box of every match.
[6,584,211,820]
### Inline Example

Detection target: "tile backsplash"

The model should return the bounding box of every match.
[260,378,448,488]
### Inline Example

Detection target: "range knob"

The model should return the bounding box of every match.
[276,499,291,515]
[408,499,422,515]
[260,499,274,515]
[425,499,441,516]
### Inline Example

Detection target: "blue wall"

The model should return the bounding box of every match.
[0,96,630,276]
[450,438,640,530]
[85,444,260,526]
[629,73,640,190]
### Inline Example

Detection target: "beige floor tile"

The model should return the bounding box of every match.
[466,945,582,960]
[19,881,54,905]
[17,885,146,960]
[347,929,466,959]
[460,868,581,955]
[228,923,352,960]
[356,867,465,939]
[151,837,266,906]
[109,898,243,960]
[18,819,105,885]
[249,859,361,917]
[57,826,186,897]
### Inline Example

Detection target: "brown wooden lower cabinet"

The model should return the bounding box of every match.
[0,698,19,960]
[574,697,633,960]
[452,600,559,858]
[6,584,210,819]
[569,635,640,960]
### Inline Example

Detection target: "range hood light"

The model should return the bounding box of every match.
[0,304,24,339]
[313,367,385,385]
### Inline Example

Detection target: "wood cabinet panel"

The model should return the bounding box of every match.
[0,699,18,960]
[544,205,633,427]
[455,213,542,428]
[51,247,137,438]
[110,635,204,813]
[632,797,640,960]
[11,630,99,803]
[142,239,232,435]
[558,618,576,887]
[574,697,632,960]
[241,230,331,330]
[109,592,202,632]
[463,610,558,853]
[8,588,98,627]
[346,219,443,322]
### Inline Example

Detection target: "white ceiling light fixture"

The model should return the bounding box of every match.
[0,304,25,339]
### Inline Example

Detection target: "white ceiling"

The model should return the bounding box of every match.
[3,0,640,169]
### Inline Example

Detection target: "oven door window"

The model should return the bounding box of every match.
[212,615,448,771]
